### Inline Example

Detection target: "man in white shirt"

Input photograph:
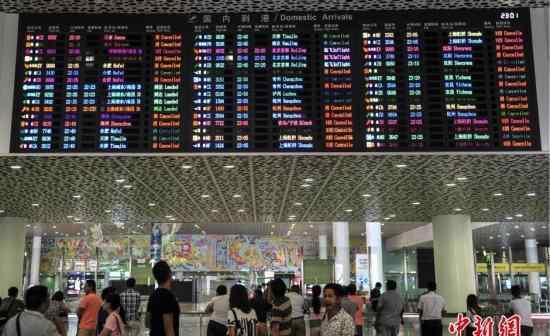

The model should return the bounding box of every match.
[287,285,306,336]
[205,285,230,336]
[509,285,533,336]
[417,282,446,336]
[2,285,59,336]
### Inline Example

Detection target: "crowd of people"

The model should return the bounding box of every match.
[0,260,537,336]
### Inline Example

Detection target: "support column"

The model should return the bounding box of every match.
[332,221,350,285]
[525,238,541,296]
[30,234,42,286]
[432,215,476,313]
[366,222,384,289]
[319,234,328,260]
[0,218,27,296]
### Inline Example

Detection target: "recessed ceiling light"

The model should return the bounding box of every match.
[233,194,242,198]
[194,224,200,228]
[223,165,235,169]
[211,209,218,213]
[294,202,303,206]
[384,217,390,221]
[300,184,311,188]
[481,208,489,212]
[506,233,511,236]
[201,194,210,198]
[52,225,57,229]
[304,178,314,182]
[446,183,457,187]
[395,164,408,168]
[0,210,4,214]
[74,217,81,221]
[31,203,39,207]
[362,194,372,198]
[381,223,385,226]
[530,227,535,232]
[542,225,547,229]
[181,165,192,169]
[115,179,126,183]
[123,185,133,189]
[489,236,494,239]
[165,215,173,218]
[309,224,314,228]
[104,210,111,213]
[505,216,513,220]
[67,215,73,219]
[25,224,31,228]
[520,234,525,238]
[344,209,353,213]
[454,208,462,212]
[288,214,296,218]
[237,209,245,213]
[169,218,176,221]
[493,192,503,197]
[288,217,296,221]
[526,192,536,197]
[389,214,396,218]
[411,202,420,205]
[9,165,22,170]
[514,225,520,229]
[456,177,468,181]
[148,203,156,207]
[515,214,523,218]
[501,246,506,249]
[72,195,81,199]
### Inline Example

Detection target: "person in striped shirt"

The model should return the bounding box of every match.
[269,279,292,336]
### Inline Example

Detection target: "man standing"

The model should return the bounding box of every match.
[375,280,403,336]
[509,285,533,336]
[269,279,292,336]
[320,283,355,336]
[0,287,25,327]
[340,287,357,320]
[147,261,180,336]
[1,285,58,336]
[77,280,102,336]
[287,285,306,336]
[417,282,446,336]
[121,278,142,336]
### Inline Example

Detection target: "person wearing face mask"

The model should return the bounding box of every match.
[320,284,355,336]
[98,294,127,336]
[2,285,59,336]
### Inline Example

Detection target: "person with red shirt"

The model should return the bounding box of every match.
[347,284,365,336]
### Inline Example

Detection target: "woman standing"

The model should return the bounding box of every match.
[228,284,263,336]
[206,285,230,336]
[308,285,324,336]
[98,294,127,336]
[45,291,70,336]
[250,289,269,336]
[465,294,481,336]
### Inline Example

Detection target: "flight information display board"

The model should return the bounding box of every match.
[11,9,541,152]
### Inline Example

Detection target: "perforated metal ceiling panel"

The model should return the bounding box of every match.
[0,154,547,239]
[0,0,547,13]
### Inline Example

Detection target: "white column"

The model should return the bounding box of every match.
[319,234,328,260]
[332,221,350,285]
[0,218,27,296]
[366,222,384,289]
[525,238,541,296]
[432,215,476,313]
[30,234,42,286]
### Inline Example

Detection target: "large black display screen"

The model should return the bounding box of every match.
[11,9,540,152]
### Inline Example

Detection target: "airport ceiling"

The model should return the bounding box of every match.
[0,0,547,13]
[0,154,547,239]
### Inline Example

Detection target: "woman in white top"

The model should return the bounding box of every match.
[228,284,265,336]
[206,285,230,336]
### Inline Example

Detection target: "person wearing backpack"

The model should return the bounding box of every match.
[0,287,25,329]
[1,285,58,336]
[98,294,128,336]
[227,284,264,336]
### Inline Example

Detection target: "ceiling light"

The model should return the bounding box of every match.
[384,217,390,221]
[493,192,503,197]
[223,165,235,169]
[506,233,510,236]
[515,214,523,218]
[520,234,525,238]
[526,192,536,197]
[165,215,173,218]
[270,232,274,235]
[505,216,513,220]
[105,210,111,213]
[194,224,200,228]
[361,233,365,237]
[389,214,396,218]
[411,202,420,205]
[456,177,468,181]
[77,232,80,236]
[344,209,353,213]
[181,165,192,169]
[148,203,156,207]
[303,232,308,235]
[530,227,535,232]
[233,194,241,198]
[446,183,457,187]
[309,224,314,228]
[288,215,296,218]
[31,203,39,207]
[72,195,81,199]
[55,232,59,235]
[300,184,311,188]
[9,165,22,170]
[381,223,385,226]
[304,178,314,182]
[489,236,494,240]
[294,202,303,206]
[211,209,218,213]
[514,225,520,229]
[201,194,210,198]
[169,218,176,221]
[74,217,81,221]
[0,210,4,214]
[362,194,372,198]
[454,208,462,212]
[272,225,276,228]
[237,209,245,213]
[123,185,132,189]
[481,208,489,212]
[288,217,296,221]
[395,164,408,168]
[25,224,31,228]
[501,246,506,249]
[115,179,126,183]
[52,225,57,229]
[542,225,547,229]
